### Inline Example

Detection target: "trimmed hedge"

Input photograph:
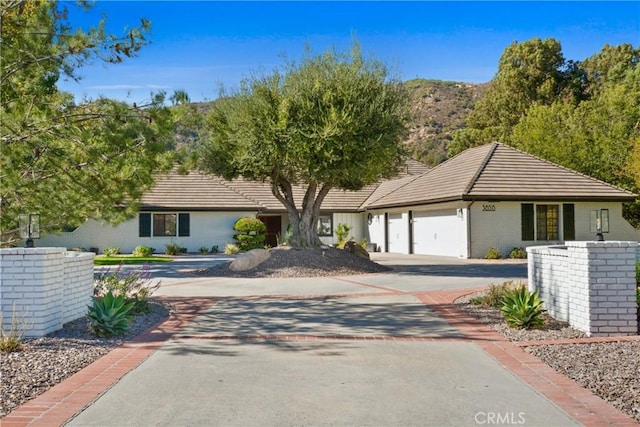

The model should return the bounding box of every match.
[233,217,267,250]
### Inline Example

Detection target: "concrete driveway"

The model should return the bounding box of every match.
[63,254,591,426]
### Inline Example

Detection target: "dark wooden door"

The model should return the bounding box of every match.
[258,215,282,248]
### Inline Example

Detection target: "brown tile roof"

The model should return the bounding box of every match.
[365,143,637,209]
[141,159,429,212]
[140,172,263,210]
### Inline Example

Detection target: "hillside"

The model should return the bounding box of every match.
[404,79,487,166]
[176,79,488,167]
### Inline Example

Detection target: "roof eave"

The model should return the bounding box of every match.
[464,195,637,202]
[362,196,464,211]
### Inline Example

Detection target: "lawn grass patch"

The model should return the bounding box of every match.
[94,255,172,266]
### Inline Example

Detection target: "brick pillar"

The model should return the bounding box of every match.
[566,241,638,337]
[0,248,66,336]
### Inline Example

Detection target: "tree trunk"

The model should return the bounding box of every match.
[271,179,331,248]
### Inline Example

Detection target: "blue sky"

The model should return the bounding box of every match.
[58,1,640,103]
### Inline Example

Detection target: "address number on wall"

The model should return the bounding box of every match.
[482,204,496,212]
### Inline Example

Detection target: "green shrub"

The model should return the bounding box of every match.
[233,217,267,233]
[359,238,368,250]
[335,223,352,248]
[132,245,153,257]
[94,264,160,314]
[469,282,515,307]
[224,243,240,255]
[87,291,135,337]
[500,285,546,329]
[233,217,266,250]
[508,247,527,259]
[484,247,501,259]
[199,246,209,254]
[165,243,186,255]
[103,247,121,257]
[0,303,29,353]
[211,245,219,254]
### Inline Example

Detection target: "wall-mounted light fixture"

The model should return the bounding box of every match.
[19,213,41,247]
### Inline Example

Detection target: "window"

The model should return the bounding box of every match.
[317,214,333,236]
[139,213,190,237]
[536,205,559,240]
[522,204,569,241]
[153,214,177,236]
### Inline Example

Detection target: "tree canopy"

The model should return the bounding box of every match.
[1,1,177,245]
[197,44,409,247]
[448,38,640,226]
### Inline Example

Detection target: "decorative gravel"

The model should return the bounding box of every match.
[455,290,640,423]
[196,246,392,278]
[0,301,169,418]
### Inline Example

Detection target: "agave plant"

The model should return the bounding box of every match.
[500,286,546,329]
[87,291,135,337]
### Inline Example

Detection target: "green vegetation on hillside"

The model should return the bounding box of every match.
[404,79,486,166]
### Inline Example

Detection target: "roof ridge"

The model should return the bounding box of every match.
[462,142,499,196]
[502,144,637,197]
[359,174,423,209]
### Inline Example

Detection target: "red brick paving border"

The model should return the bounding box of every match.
[416,288,638,426]
[2,288,638,426]
[1,298,215,427]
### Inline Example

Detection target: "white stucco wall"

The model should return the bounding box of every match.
[469,201,639,259]
[38,211,371,253]
[366,212,386,252]
[572,202,638,241]
[38,211,259,254]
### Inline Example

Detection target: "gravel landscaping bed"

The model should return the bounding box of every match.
[0,301,170,418]
[196,246,391,278]
[455,290,640,423]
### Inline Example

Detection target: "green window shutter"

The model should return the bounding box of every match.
[178,213,190,237]
[521,204,534,241]
[563,204,575,240]
[139,213,151,237]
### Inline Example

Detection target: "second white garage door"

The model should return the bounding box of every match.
[412,210,464,257]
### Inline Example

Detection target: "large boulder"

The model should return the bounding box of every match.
[343,241,370,260]
[229,248,271,271]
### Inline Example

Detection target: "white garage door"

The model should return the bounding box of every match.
[387,213,406,253]
[412,210,463,257]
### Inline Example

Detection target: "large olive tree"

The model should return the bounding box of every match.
[198,45,409,247]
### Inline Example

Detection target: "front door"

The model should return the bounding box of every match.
[258,215,282,248]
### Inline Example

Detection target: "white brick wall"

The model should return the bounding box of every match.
[528,241,638,337]
[0,248,94,337]
[63,251,95,324]
[471,201,639,259]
